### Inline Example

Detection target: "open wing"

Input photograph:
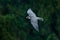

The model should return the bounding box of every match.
[27,8,36,17]
[31,20,39,32]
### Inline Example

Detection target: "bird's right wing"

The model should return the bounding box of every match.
[31,20,39,32]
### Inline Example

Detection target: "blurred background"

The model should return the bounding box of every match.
[0,0,60,40]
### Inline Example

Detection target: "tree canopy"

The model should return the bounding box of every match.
[0,0,60,40]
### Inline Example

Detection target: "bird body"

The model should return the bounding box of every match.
[26,8,43,32]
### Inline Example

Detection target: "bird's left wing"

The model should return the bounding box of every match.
[27,8,36,17]
[31,20,39,32]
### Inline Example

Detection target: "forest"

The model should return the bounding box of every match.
[0,0,60,40]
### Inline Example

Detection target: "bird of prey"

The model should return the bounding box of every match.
[26,8,43,32]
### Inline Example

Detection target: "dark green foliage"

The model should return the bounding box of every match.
[0,0,60,40]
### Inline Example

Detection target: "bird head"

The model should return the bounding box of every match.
[26,16,30,19]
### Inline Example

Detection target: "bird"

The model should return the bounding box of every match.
[26,8,43,32]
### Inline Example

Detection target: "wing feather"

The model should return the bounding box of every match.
[27,9,36,17]
[31,20,39,32]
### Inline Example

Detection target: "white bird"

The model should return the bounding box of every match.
[26,8,43,32]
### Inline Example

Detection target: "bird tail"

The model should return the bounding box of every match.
[37,17,43,21]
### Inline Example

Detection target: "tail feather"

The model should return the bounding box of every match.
[37,17,43,21]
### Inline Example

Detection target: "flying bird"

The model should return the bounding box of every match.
[26,8,43,32]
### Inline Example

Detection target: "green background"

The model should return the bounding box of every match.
[0,0,60,40]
